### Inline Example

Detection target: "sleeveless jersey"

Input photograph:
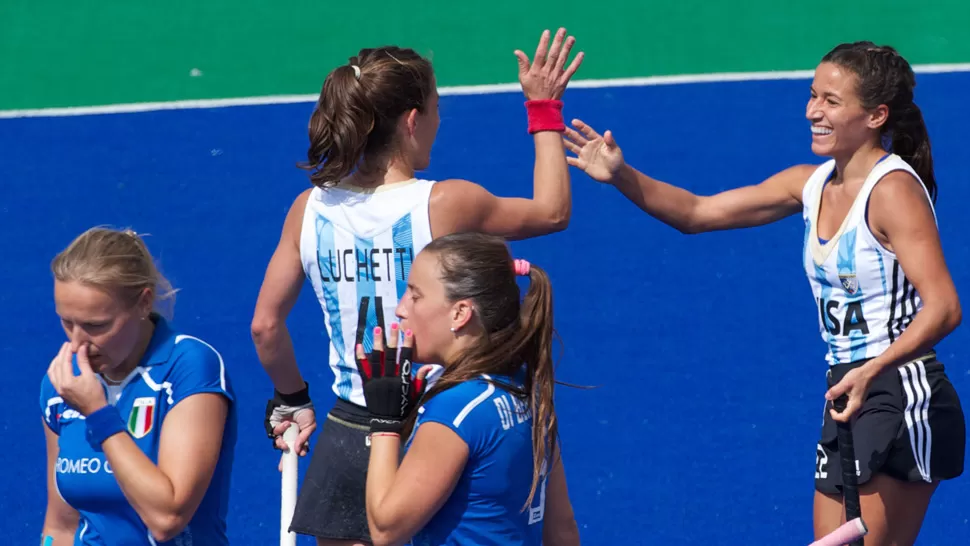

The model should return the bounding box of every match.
[801,153,937,366]
[39,316,237,545]
[299,178,437,406]
[406,371,548,545]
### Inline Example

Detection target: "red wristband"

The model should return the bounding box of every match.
[525,99,565,134]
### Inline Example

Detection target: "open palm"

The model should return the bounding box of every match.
[562,119,625,182]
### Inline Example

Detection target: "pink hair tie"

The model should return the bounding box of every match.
[513,259,531,276]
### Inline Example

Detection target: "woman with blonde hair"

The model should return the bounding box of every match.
[40,226,237,545]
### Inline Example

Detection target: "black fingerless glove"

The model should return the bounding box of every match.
[264,382,312,448]
[356,342,425,434]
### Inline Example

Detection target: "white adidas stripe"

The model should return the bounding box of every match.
[899,360,933,482]
[912,362,933,482]
[453,374,496,428]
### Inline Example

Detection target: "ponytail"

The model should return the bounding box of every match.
[517,264,559,509]
[890,103,937,203]
[297,47,436,189]
[300,65,375,188]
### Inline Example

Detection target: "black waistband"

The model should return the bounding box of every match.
[827,350,939,383]
[327,397,371,426]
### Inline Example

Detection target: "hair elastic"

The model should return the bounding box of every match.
[514,259,531,276]
[350,65,361,80]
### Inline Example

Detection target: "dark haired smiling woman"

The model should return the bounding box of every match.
[563,41,965,545]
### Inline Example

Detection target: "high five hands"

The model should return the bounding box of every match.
[515,27,585,102]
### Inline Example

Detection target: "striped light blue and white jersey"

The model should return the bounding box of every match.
[299,178,438,406]
[801,153,937,366]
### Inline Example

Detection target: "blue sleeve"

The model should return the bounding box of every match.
[168,336,234,408]
[39,374,63,435]
[417,380,503,455]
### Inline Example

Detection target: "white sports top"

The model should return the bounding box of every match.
[299,178,437,405]
[801,154,937,366]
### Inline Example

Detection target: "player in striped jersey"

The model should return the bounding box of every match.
[356,232,580,546]
[40,227,236,545]
[563,42,964,545]
[251,28,583,545]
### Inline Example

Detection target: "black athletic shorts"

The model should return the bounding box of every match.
[815,351,966,495]
[289,398,373,541]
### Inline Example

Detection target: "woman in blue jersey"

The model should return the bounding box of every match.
[40,227,236,545]
[354,232,580,546]
[251,28,583,545]
[563,42,965,545]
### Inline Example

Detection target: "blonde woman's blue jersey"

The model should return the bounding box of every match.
[39,316,237,545]
[405,372,549,545]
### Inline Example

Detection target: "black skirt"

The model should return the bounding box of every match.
[289,398,374,541]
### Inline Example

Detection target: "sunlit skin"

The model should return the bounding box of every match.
[393,250,484,368]
[53,280,154,384]
[806,62,887,158]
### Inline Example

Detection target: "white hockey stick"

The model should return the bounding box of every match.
[281,423,300,546]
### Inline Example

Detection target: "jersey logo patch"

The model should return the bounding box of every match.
[58,408,83,422]
[839,273,859,295]
[128,397,156,438]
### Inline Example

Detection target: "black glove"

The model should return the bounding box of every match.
[355,329,427,433]
[355,297,426,434]
[264,382,313,450]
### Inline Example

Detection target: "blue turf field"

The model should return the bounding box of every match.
[2,72,969,544]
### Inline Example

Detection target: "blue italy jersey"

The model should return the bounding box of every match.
[39,316,237,545]
[406,372,549,546]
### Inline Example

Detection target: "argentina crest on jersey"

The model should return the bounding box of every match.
[839,273,859,295]
[127,396,156,438]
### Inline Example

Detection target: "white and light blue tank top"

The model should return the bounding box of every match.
[299,178,438,406]
[801,153,937,365]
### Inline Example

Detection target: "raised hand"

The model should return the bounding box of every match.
[562,119,626,182]
[47,342,108,416]
[355,323,431,434]
[514,28,584,101]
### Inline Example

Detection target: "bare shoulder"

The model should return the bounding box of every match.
[290,187,314,211]
[771,163,819,198]
[782,164,820,179]
[428,179,484,236]
[868,169,935,229]
[430,179,487,203]
[281,187,314,239]
[870,169,931,205]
